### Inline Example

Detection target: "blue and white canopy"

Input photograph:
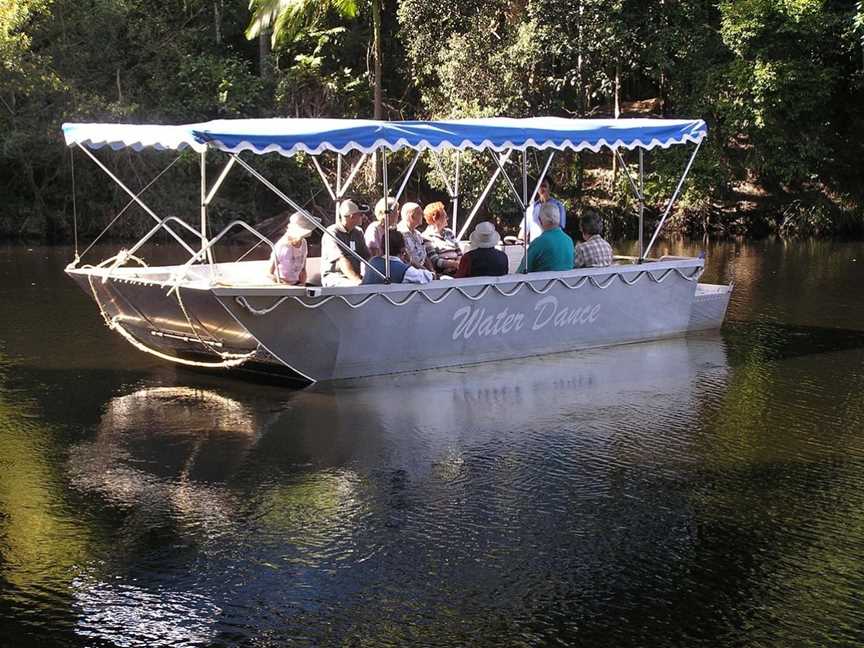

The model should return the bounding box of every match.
[62,117,706,156]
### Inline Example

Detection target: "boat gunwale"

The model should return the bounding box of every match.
[66,257,706,295]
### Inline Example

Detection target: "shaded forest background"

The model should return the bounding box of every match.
[3,0,864,244]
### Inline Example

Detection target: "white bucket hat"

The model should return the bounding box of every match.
[285,212,320,239]
[469,221,501,249]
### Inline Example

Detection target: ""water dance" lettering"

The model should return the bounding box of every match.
[451,296,601,340]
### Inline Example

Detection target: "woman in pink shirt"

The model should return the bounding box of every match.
[269,212,320,285]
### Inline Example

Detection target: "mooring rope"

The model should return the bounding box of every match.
[85,261,256,369]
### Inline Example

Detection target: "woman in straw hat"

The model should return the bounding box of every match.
[268,211,320,285]
[454,221,509,278]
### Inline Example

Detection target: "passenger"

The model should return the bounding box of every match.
[574,210,614,268]
[362,229,434,285]
[518,177,566,243]
[268,211,320,285]
[397,202,435,272]
[365,197,399,257]
[422,201,462,275]
[454,222,508,278]
[321,199,371,287]
[516,202,574,273]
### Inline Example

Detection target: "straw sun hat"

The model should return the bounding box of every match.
[285,212,320,239]
[469,221,501,249]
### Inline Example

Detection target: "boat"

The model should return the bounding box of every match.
[61,117,731,382]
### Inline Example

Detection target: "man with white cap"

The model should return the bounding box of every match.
[268,211,320,285]
[321,199,371,286]
[454,221,509,278]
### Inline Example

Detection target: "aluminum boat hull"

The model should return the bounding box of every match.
[68,257,731,383]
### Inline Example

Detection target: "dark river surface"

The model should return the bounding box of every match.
[2,240,864,647]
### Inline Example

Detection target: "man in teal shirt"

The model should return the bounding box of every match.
[517,202,575,273]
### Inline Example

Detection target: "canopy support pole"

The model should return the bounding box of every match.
[232,153,386,282]
[70,148,79,263]
[488,149,525,212]
[395,150,421,203]
[338,153,368,198]
[204,157,236,206]
[76,143,198,257]
[639,149,644,260]
[614,148,647,261]
[520,151,556,244]
[200,150,215,270]
[382,148,390,282]
[453,152,461,236]
[457,150,513,241]
[522,151,529,273]
[642,140,702,261]
[335,153,342,225]
[311,156,337,201]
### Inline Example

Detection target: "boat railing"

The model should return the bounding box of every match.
[165,219,278,295]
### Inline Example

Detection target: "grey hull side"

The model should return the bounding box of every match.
[215,261,706,381]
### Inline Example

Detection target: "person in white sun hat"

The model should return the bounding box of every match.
[269,211,320,285]
[454,221,509,278]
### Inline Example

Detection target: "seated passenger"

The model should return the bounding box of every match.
[398,202,435,272]
[518,177,566,243]
[268,211,320,285]
[321,200,371,287]
[516,202,574,273]
[455,222,508,278]
[362,229,434,285]
[574,210,614,268]
[365,197,399,257]
[422,201,462,275]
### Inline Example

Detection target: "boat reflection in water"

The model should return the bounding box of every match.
[66,335,729,646]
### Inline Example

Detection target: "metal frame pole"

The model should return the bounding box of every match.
[232,153,386,281]
[382,148,390,282]
[335,153,342,225]
[453,152,461,236]
[642,140,702,260]
[338,153,369,198]
[203,157,236,206]
[456,150,514,240]
[395,150,422,202]
[200,150,215,268]
[522,150,528,273]
[488,149,525,211]
[527,151,556,207]
[638,149,644,260]
[311,156,337,201]
[76,143,198,257]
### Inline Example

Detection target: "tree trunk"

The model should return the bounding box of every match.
[259,31,272,80]
[214,1,222,45]
[372,0,383,119]
[576,1,585,115]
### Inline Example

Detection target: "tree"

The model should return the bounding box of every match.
[244,0,387,118]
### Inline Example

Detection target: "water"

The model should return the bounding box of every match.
[2,240,864,647]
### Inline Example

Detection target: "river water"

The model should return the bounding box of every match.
[1,240,864,647]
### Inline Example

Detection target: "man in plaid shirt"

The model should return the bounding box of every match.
[574,210,614,268]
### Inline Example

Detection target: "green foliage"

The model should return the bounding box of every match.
[4,0,864,241]
[246,0,358,46]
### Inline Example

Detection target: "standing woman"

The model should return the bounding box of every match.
[269,212,320,285]
[422,201,462,276]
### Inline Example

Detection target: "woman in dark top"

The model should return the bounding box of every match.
[455,222,509,278]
